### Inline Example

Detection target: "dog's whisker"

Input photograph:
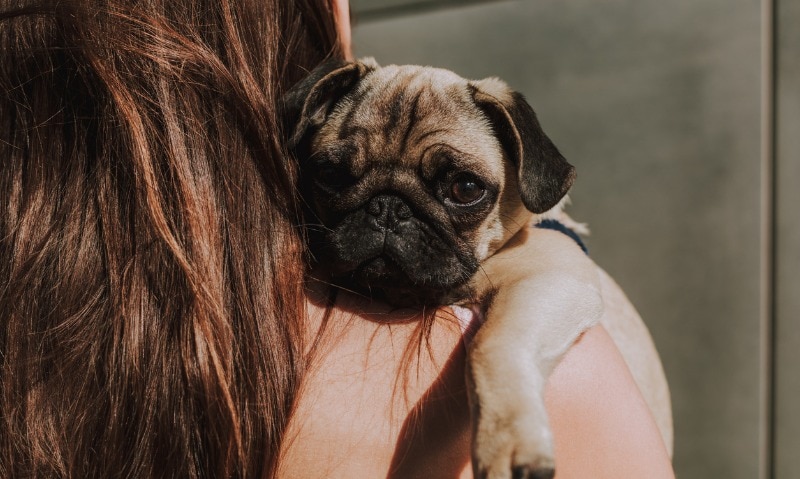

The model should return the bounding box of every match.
[477,264,495,290]
[296,220,336,231]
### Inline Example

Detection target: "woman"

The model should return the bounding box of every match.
[0,0,674,477]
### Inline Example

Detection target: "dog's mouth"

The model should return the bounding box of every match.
[356,256,405,284]
[346,260,441,307]
[308,206,480,306]
[356,256,400,286]
[336,251,476,307]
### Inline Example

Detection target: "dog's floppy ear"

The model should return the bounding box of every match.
[283,58,376,149]
[469,78,576,214]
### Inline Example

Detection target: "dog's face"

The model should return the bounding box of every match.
[285,59,575,305]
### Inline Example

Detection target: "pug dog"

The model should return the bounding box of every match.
[284,58,603,479]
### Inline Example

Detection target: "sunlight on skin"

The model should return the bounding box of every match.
[544,325,674,479]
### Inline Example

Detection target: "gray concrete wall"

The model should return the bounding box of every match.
[351,0,786,477]
[774,0,800,476]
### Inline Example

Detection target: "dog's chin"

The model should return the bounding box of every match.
[353,256,433,307]
[355,256,407,286]
[328,253,476,308]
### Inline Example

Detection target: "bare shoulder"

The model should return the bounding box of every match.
[283,267,674,479]
[545,324,675,479]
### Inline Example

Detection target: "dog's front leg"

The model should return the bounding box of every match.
[467,228,603,479]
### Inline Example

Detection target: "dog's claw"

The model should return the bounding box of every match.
[512,465,555,479]
[475,462,555,479]
[472,427,556,479]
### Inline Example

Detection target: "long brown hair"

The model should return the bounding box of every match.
[0,0,341,476]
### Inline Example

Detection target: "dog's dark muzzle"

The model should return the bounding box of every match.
[314,193,478,303]
[365,194,413,232]
[352,194,426,287]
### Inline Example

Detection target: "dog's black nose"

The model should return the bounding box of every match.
[366,194,412,230]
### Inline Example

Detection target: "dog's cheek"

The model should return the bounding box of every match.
[472,204,506,261]
[310,192,350,228]
[328,214,384,261]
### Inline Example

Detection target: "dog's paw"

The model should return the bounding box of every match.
[472,406,555,479]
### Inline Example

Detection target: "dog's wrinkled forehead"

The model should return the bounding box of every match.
[312,65,505,179]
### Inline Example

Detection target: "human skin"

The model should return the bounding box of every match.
[278,3,676,477]
[279,230,674,478]
[332,0,353,60]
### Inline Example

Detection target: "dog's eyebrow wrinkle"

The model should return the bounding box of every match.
[399,89,422,153]
[420,142,469,161]
[415,128,450,144]
[336,84,374,141]
[384,81,411,133]
[417,142,450,178]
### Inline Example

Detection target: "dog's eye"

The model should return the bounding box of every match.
[316,163,356,189]
[448,173,486,205]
